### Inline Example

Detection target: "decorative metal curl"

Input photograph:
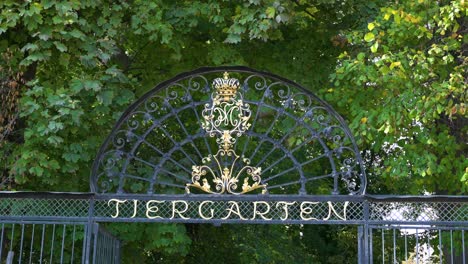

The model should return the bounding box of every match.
[91,66,366,195]
[186,72,267,195]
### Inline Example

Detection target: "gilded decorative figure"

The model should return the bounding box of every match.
[186,72,267,194]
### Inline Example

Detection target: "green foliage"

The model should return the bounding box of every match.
[330,0,467,194]
[107,223,191,262]
[0,0,465,261]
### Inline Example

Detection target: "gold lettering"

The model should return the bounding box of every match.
[222,201,247,220]
[108,199,126,218]
[198,201,215,220]
[323,201,349,220]
[131,200,138,218]
[146,200,164,219]
[300,202,319,220]
[276,201,296,221]
[171,200,190,219]
[251,201,272,220]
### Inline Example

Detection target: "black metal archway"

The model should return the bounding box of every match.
[91,66,366,196]
[0,67,466,263]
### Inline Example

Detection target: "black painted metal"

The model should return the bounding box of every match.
[0,67,467,263]
[91,66,366,195]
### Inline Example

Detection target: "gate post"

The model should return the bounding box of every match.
[84,197,95,264]
[358,225,368,264]
[358,199,370,264]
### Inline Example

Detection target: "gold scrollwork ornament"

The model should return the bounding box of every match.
[186,72,267,195]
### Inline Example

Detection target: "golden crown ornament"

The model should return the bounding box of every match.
[213,72,240,102]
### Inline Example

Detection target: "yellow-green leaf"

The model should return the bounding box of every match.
[390,61,401,69]
[266,7,275,18]
[371,42,379,53]
[364,32,375,42]
[367,22,375,31]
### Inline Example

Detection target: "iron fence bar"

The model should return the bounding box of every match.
[28,224,35,264]
[368,225,468,230]
[405,233,408,261]
[9,224,14,253]
[60,224,66,263]
[0,219,88,225]
[393,228,396,264]
[81,224,87,264]
[50,224,56,263]
[0,223,4,261]
[451,230,454,264]
[358,226,364,264]
[463,230,466,264]
[1,191,467,202]
[416,228,419,264]
[92,223,98,264]
[381,228,385,264]
[360,199,370,264]
[19,223,24,263]
[369,227,373,264]
[439,229,442,264]
[71,224,76,264]
[39,224,45,263]
[85,198,95,264]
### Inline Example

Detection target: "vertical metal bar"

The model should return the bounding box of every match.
[19,224,25,263]
[81,224,87,264]
[60,224,66,263]
[0,223,5,261]
[382,228,385,264]
[369,227,373,264]
[85,199,95,264]
[393,228,396,264]
[9,224,15,252]
[106,233,109,263]
[105,232,108,263]
[71,225,76,264]
[92,223,98,264]
[112,238,115,264]
[29,224,35,264]
[451,230,453,264]
[115,237,119,264]
[416,229,419,264]
[362,201,370,264]
[462,230,465,264]
[111,234,113,263]
[116,239,121,264]
[104,232,107,263]
[101,231,104,263]
[439,229,442,264]
[363,225,370,264]
[358,226,363,264]
[404,231,407,261]
[96,230,100,263]
[39,224,45,263]
[50,224,56,263]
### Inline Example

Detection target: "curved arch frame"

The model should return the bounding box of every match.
[91,66,367,195]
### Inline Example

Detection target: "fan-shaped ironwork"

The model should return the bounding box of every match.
[91,66,366,195]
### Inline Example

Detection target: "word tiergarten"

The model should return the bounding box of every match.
[107,199,350,222]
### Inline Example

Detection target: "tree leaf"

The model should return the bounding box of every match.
[364,32,375,42]
[53,41,67,52]
[371,42,379,53]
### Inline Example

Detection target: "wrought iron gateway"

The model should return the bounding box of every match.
[92,67,366,196]
[0,67,466,264]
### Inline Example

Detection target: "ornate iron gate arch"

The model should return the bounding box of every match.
[91,66,366,196]
[0,66,466,264]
